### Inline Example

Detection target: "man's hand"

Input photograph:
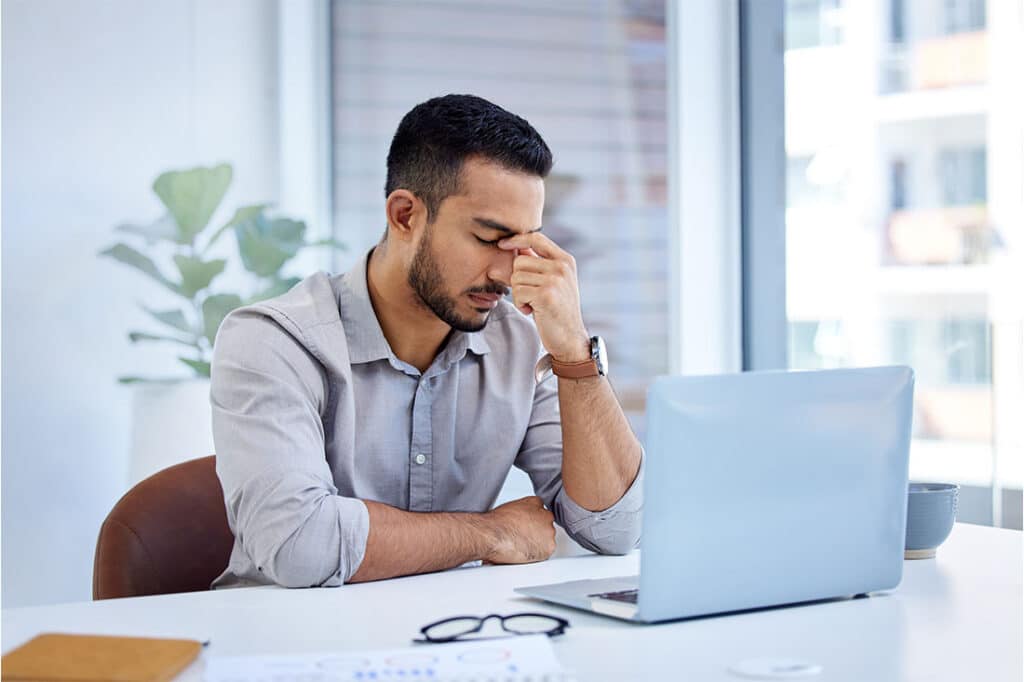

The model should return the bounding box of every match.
[482,496,556,564]
[351,496,555,582]
[498,233,590,363]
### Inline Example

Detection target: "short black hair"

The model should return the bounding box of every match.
[385,94,553,223]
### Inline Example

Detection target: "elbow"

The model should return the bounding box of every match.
[239,494,368,589]
[261,544,344,589]
[566,513,642,556]
[249,529,346,588]
[591,524,641,556]
[262,566,325,590]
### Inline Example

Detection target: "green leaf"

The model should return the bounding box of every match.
[99,243,183,295]
[203,203,270,254]
[173,254,226,298]
[177,357,211,378]
[202,293,244,346]
[152,164,233,245]
[247,277,301,304]
[128,331,197,347]
[235,215,306,277]
[117,376,186,385]
[115,214,179,245]
[141,306,193,335]
[306,237,347,250]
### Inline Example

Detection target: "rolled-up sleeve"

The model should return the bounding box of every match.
[514,375,644,555]
[211,308,369,588]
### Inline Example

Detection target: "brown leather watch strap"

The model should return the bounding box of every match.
[550,357,600,379]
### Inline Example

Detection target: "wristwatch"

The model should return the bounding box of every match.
[535,336,608,383]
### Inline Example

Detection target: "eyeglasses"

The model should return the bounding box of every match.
[415,612,570,644]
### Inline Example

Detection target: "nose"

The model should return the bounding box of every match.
[487,247,516,289]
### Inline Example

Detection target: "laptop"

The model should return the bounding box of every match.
[515,366,915,623]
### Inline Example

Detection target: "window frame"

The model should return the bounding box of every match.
[669,0,744,375]
[278,0,337,275]
[740,0,788,371]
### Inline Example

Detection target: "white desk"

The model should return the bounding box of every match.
[3,523,1021,681]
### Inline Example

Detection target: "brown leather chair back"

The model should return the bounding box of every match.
[93,455,234,600]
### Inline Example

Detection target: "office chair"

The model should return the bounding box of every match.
[92,455,234,600]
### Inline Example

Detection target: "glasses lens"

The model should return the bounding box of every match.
[424,617,481,640]
[502,615,562,635]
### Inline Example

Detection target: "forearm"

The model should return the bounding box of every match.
[557,375,642,511]
[348,500,495,583]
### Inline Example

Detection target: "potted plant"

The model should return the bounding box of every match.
[100,163,342,484]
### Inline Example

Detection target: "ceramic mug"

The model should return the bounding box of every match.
[905,482,959,559]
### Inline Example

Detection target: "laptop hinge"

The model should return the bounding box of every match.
[589,598,639,620]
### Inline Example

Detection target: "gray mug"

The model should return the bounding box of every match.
[905,482,959,559]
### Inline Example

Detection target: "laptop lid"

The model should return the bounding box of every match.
[637,366,914,622]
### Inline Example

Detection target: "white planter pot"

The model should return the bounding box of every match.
[129,378,214,487]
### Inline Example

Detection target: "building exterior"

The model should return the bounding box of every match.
[785,0,1023,524]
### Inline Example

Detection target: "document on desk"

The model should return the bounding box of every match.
[203,634,573,682]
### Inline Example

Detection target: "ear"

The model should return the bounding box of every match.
[385,189,426,243]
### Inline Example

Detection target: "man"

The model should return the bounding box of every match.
[210,94,643,589]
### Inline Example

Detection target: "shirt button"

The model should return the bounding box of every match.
[414,453,427,465]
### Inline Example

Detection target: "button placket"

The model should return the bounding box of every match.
[408,378,434,512]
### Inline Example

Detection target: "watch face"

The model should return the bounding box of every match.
[592,336,608,376]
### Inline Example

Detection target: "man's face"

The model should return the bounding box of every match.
[407,157,545,332]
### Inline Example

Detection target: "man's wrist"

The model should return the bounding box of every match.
[467,510,505,563]
[550,334,592,364]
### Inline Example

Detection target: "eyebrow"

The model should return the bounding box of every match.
[473,217,543,235]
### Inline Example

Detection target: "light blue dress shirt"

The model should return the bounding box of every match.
[210,249,643,589]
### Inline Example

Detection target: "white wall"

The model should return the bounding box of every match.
[1,0,280,607]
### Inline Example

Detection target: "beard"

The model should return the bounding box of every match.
[407,227,507,333]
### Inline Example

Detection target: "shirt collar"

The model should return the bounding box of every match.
[336,248,491,370]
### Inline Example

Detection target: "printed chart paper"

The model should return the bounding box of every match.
[204,634,573,681]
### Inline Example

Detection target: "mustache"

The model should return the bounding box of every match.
[466,284,510,297]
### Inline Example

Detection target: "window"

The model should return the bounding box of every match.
[943,0,986,35]
[787,155,844,208]
[329,0,669,421]
[943,319,991,385]
[785,0,843,50]
[890,0,906,44]
[889,159,907,210]
[783,0,1022,526]
[939,146,986,206]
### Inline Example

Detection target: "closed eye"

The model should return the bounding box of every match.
[475,236,501,247]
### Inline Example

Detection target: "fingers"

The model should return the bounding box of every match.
[510,270,547,288]
[501,235,577,288]
[509,283,544,313]
[498,232,567,261]
[511,495,544,507]
[513,254,562,274]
